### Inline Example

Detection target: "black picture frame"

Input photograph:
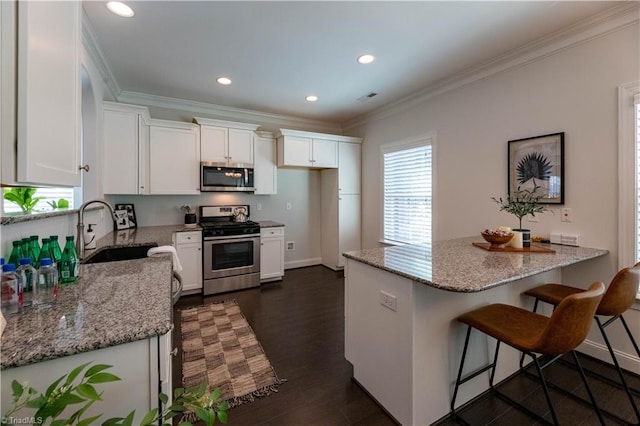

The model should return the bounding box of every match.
[508,132,564,204]
[114,203,137,229]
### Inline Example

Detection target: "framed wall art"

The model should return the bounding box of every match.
[114,203,137,230]
[508,132,564,204]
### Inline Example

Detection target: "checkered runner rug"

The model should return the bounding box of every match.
[180,301,285,407]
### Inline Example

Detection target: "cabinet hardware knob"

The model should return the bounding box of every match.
[140,186,144,189]
[79,164,90,172]
[170,348,178,356]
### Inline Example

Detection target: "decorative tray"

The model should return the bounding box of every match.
[472,242,556,253]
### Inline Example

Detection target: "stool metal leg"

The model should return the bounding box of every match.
[532,353,560,425]
[451,326,472,414]
[596,316,640,423]
[572,351,605,425]
[620,314,640,358]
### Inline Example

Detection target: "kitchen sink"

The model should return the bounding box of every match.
[82,243,158,264]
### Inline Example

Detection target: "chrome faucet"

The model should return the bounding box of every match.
[76,199,118,259]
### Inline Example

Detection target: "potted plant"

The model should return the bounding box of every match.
[491,185,549,247]
[3,363,228,426]
[3,187,43,214]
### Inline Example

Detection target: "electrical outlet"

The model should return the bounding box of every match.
[379,290,397,312]
[561,208,572,222]
[286,202,292,210]
[256,203,262,211]
[286,241,295,251]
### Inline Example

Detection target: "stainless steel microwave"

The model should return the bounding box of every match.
[200,162,255,192]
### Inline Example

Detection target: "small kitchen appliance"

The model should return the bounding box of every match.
[200,162,254,192]
[199,205,260,295]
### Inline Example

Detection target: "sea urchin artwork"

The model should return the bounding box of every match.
[516,152,552,184]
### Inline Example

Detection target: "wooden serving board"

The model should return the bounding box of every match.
[472,242,556,253]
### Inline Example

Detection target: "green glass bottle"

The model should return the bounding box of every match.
[49,236,63,265]
[21,238,31,259]
[8,240,23,266]
[59,236,78,284]
[30,235,41,261]
[37,238,52,268]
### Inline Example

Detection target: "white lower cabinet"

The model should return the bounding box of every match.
[0,332,172,423]
[260,227,284,282]
[173,231,202,293]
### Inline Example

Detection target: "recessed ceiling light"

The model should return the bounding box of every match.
[216,77,232,85]
[306,95,318,102]
[357,54,375,64]
[106,1,135,17]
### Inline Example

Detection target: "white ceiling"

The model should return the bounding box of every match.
[82,1,623,125]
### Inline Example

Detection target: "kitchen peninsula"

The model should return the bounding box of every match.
[343,236,608,425]
[0,228,180,421]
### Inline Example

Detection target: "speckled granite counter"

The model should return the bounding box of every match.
[257,220,284,228]
[1,256,173,370]
[343,236,609,293]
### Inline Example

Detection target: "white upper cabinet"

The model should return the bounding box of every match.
[149,120,200,195]
[338,143,361,194]
[103,102,151,195]
[194,117,259,165]
[13,1,81,186]
[275,129,362,169]
[254,132,277,195]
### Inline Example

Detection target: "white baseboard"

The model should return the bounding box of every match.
[579,339,640,374]
[284,258,322,270]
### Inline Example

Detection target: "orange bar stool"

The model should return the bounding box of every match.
[451,282,605,425]
[523,263,640,423]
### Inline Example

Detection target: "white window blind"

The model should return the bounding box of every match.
[382,140,432,245]
[3,187,75,214]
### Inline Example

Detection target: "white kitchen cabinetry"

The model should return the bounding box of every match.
[1,1,82,186]
[194,117,259,165]
[254,132,277,195]
[103,102,151,195]
[0,331,172,423]
[149,120,200,195]
[320,140,363,270]
[260,226,284,282]
[173,231,202,294]
[276,130,338,168]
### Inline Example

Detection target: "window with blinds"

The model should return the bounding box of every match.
[2,187,75,214]
[382,139,432,245]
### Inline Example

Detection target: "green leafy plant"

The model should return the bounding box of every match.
[47,199,70,210]
[3,363,229,426]
[3,187,43,214]
[491,185,550,230]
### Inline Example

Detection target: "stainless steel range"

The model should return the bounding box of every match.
[200,205,260,295]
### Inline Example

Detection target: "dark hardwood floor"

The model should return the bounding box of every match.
[173,266,640,426]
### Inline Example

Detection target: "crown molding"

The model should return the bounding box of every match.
[117,91,342,134]
[81,9,121,100]
[342,2,640,131]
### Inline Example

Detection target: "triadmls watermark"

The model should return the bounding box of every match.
[1,416,44,425]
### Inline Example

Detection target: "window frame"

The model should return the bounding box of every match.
[379,132,436,246]
[617,81,640,302]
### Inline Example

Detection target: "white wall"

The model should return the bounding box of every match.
[105,168,322,268]
[351,24,639,370]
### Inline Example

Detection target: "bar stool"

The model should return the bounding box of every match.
[523,263,640,423]
[451,281,605,425]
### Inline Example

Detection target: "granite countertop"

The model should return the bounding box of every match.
[1,256,173,369]
[257,221,284,228]
[0,225,198,370]
[343,236,609,293]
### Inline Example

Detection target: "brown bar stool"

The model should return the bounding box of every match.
[523,263,640,423]
[451,281,605,425]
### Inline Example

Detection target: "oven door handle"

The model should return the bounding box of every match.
[204,234,260,242]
